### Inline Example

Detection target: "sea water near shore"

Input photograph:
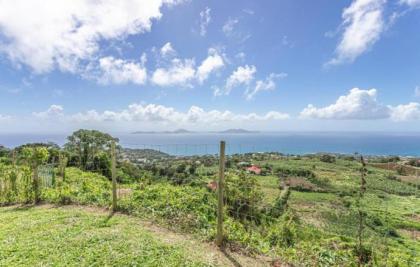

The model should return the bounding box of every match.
[1,132,420,156]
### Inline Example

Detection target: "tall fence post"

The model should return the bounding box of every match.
[111,141,117,212]
[33,163,40,204]
[59,153,67,182]
[216,140,226,247]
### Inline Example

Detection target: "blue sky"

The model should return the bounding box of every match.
[0,0,420,133]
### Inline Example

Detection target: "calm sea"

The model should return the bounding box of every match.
[1,132,420,156]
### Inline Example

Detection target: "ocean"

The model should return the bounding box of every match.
[1,132,420,156]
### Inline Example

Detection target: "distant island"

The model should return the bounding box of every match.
[132,128,259,134]
[132,129,194,134]
[216,129,259,134]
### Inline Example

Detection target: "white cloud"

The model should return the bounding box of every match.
[390,102,420,121]
[199,7,211,36]
[151,58,196,87]
[0,0,184,73]
[300,88,390,119]
[96,55,147,85]
[215,65,256,96]
[160,42,176,58]
[245,73,288,100]
[33,104,64,119]
[196,48,224,83]
[222,18,239,36]
[400,0,420,7]
[69,103,290,123]
[328,0,386,65]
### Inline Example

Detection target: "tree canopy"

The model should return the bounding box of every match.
[64,129,118,170]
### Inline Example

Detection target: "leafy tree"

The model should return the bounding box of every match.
[64,129,118,170]
[176,163,187,173]
[188,164,196,175]
[0,145,9,157]
[15,142,60,163]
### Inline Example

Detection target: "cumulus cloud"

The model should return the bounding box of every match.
[245,73,288,100]
[33,104,64,119]
[328,0,386,65]
[152,45,224,86]
[151,58,196,87]
[0,0,184,73]
[196,48,224,83]
[390,102,420,121]
[300,88,390,119]
[199,7,211,36]
[65,103,290,124]
[96,55,147,85]
[215,65,256,96]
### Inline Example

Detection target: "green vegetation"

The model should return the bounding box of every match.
[0,129,419,266]
[0,206,214,266]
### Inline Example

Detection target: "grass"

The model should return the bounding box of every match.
[0,205,269,267]
[0,205,213,267]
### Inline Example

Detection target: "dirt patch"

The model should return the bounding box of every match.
[396,175,419,185]
[286,177,319,192]
[117,188,132,198]
[397,229,420,241]
[370,163,418,176]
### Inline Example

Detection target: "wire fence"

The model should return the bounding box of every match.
[0,141,419,265]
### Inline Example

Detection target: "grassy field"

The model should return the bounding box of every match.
[0,205,268,267]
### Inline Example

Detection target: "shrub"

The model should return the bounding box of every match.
[225,172,264,222]
[268,211,299,248]
[319,154,336,163]
[274,166,315,179]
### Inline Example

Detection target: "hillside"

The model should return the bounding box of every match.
[0,151,419,266]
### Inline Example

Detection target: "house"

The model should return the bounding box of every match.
[246,165,262,175]
[207,180,218,191]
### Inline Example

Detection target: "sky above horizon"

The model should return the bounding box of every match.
[0,0,420,133]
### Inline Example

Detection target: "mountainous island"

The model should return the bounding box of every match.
[132,128,259,134]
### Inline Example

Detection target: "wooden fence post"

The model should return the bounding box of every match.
[59,153,67,182]
[216,140,226,247]
[111,141,117,212]
[33,163,40,204]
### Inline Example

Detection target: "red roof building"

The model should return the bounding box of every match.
[246,165,262,175]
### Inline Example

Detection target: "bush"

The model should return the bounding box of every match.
[119,183,217,234]
[274,166,315,179]
[225,172,264,222]
[268,211,299,248]
[319,154,336,163]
